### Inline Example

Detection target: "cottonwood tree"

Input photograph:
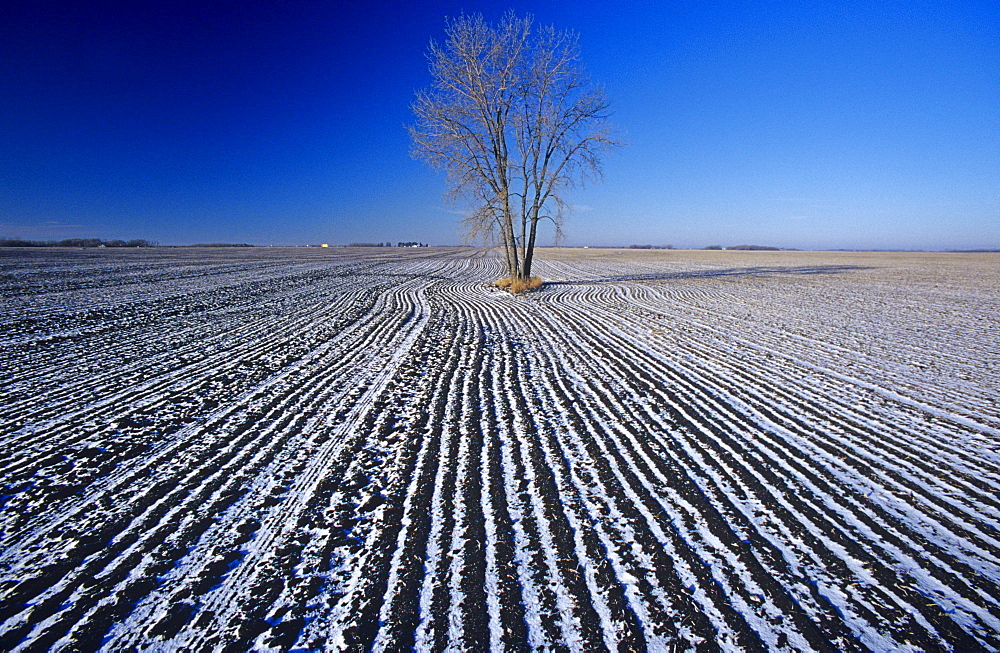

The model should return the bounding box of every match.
[410,12,620,285]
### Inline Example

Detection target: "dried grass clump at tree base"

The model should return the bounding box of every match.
[495,276,543,294]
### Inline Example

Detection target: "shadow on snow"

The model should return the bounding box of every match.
[543,265,873,285]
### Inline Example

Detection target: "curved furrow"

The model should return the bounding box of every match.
[496,324,649,650]
[528,298,873,649]
[533,314,859,649]
[523,333,745,649]
[590,279,1000,491]
[0,267,376,431]
[540,285,1000,646]
[0,275,410,549]
[0,264,442,648]
[408,317,468,651]
[298,302,464,649]
[0,276,438,648]
[617,272,1000,429]
[117,277,436,651]
[598,284,1000,534]
[483,312,591,649]
[0,281,370,465]
[584,282,1000,548]
[2,247,997,650]
[659,330,1000,541]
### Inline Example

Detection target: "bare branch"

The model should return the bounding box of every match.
[409,12,622,281]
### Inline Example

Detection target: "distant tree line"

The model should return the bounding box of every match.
[702,245,781,250]
[0,238,157,248]
[629,244,673,250]
[187,243,255,247]
[347,242,428,248]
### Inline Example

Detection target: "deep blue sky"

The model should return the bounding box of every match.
[3,1,997,249]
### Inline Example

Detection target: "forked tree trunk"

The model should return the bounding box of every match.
[409,12,619,289]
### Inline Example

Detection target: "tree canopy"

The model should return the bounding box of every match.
[410,12,620,285]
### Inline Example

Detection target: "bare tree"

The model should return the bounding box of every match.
[410,12,620,286]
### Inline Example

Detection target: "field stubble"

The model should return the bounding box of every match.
[0,246,998,651]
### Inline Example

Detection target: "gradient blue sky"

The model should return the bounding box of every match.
[3,1,997,249]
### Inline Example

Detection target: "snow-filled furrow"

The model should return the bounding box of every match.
[153,278,434,651]
[524,338,722,649]
[560,298,990,644]
[1,270,438,648]
[598,288,1000,542]
[536,299,860,649]
[410,322,466,651]
[532,310,850,648]
[623,273,1000,429]
[0,277,406,550]
[2,247,997,650]
[536,288,988,640]
[601,272,998,417]
[501,326,648,650]
[1,283,432,649]
[315,305,464,650]
[658,331,1000,550]
[441,316,490,651]
[468,302,532,651]
[593,278,1000,507]
[572,294,1000,636]
[0,274,382,458]
[485,312,585,649]
[671,331,1000,500]
[0,273,359,389]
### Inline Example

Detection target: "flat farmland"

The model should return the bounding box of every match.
[1,246,998,651]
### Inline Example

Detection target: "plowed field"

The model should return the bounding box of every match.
[1,246,998,651]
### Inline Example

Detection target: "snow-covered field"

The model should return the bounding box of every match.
[1,246,998,651]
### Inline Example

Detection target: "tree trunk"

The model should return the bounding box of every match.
[522,217,539,279]
[501,233,515,277]
[502,207,519,279]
